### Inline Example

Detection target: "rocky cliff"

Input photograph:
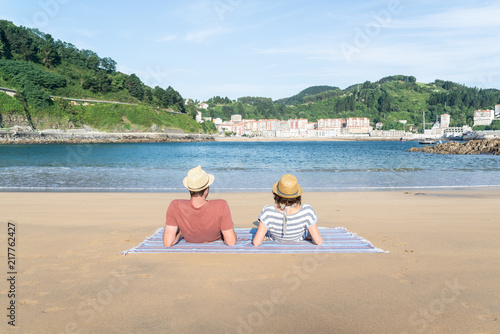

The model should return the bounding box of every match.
[408,139,500,155]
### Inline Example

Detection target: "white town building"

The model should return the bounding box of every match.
[474,109,495,126]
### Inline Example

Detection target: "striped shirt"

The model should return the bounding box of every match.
[258,204,318,242]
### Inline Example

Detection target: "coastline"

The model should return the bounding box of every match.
[0,129,214,144]
[2,188,499,333]
[214,135,403,142]
[0,129,407,144]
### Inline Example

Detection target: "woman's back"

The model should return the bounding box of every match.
[258,204,318,242]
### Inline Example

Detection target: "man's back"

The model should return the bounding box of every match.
[166,199,234,243]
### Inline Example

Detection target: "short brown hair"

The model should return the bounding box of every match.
[274,193,301,207]
[189,189,206,197]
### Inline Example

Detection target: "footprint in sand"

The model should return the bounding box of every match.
[391,266,412,284]
[476,313,497,322]
[19,300,38,305]
[462,301,480,309]
[43,307,65,313]
[18,280,38,287]
[461,302,498,322]
[137,273,152,278]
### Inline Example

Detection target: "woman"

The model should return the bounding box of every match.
[253,174,323,247]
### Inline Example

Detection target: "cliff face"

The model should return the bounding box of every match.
[0,113,30,127]
[408,139,500,155]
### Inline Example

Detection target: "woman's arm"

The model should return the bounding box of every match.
[307,224,323,245]
[252,221,268,247]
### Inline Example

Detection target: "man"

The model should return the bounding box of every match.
[163,165,237,247]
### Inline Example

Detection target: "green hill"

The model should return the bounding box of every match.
[0,20,214,133]
[206,75,500,132]
[274,85,340,106]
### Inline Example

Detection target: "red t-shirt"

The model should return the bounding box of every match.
[166,199,234,243]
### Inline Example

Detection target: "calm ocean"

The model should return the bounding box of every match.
[1,141,500,192]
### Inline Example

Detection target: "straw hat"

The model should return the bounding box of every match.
[183,166,214,191]
[272,174,303,198]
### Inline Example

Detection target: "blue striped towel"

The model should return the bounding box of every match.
[121,227,386,254]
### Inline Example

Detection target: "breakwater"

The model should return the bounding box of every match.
[0,129,214,144]
[408,139,500,155]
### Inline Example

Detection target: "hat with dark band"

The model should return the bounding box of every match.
[272,174,303,198]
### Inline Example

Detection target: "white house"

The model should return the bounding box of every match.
[231,114,242,122]
[440,114,450,128]
[474,109,495,126]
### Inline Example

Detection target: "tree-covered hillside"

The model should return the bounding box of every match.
[206,75,500,131]
[0,20,214,133]
[274,85,340,106]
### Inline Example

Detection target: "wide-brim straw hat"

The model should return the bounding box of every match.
[272,174,303,198]
[183,166,215,191]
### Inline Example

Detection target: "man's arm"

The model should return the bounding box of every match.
[221,228,237,246]
[163,225,182,247]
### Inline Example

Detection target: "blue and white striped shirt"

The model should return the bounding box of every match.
[258,204,318,242]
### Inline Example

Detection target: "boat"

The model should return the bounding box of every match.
[461,131,482,141]
[418,138,436,144]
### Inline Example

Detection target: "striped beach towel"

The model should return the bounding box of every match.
[121,227,386,254]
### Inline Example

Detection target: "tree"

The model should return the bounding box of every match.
[378,91,392,113]
[111,73,125,91]
[86,54,100,71]
[490,120,500,130]
[39,34,57,68]
[153,86,166,107]
[165,86,185,112]
[222,105,233,120]
[125,74,144,100]
[187,104,197,120]
[20,81,52,108]
[100,57,117,72]
[96,71,112,94]
[0,39,5,59]
[143,87,153,104]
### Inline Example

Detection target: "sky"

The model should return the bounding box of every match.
[1,0,500,101]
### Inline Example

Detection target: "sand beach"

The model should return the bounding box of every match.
[1,189,499,333]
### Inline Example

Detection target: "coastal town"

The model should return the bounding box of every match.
[197,104,500,140]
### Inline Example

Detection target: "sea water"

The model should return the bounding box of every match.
[1,141,500,192]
